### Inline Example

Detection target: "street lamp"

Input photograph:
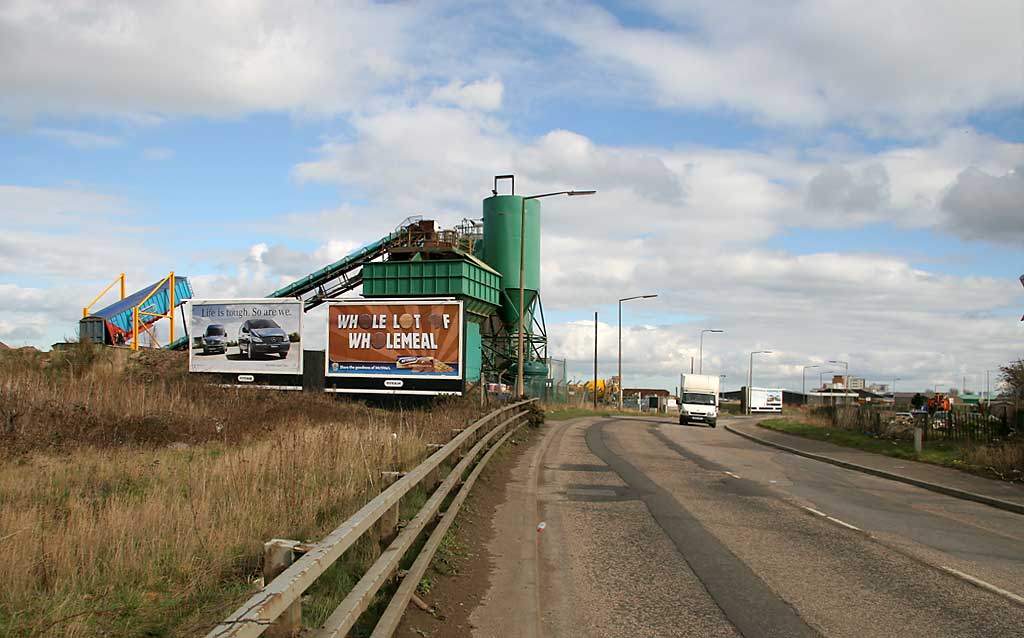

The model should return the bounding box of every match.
[820,369,835,389]
[892,376,901,404]
[617,294,658,410]
[827,359,849,390]
[747,350,772,415]
[802,364,819,395]
[699,329,724,374]
[516,189,596,396]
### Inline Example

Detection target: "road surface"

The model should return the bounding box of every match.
[468,416,1024,638]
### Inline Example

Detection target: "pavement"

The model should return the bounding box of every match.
[467,415,1024,638]
[727,418,1024,511]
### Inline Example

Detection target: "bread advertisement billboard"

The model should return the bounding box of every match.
[326,300,464,393]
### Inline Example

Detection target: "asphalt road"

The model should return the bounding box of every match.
[470,415,1024,638]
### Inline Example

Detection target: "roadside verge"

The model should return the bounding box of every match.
[724,421,1024,516]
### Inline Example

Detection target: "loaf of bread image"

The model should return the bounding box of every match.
[431,359,454,373]
[397,356,453,373]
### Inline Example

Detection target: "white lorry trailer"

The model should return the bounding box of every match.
[679,374,720,427]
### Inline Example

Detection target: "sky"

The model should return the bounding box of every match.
[1,0,1022,394]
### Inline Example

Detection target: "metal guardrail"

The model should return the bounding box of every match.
[206,398,538,638]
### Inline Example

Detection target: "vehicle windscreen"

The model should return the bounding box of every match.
[205,325,226,336]
[248,319,279,329]
[682,392,716,405]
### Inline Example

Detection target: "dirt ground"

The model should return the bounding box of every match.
[395,424,544,638]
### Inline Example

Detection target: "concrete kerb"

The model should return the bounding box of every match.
[723,423,1024,517]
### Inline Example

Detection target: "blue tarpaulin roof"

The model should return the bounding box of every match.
[87,277,193,335]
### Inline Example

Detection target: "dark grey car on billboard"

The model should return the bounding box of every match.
[237,318,290,359]
[201,324,228,354]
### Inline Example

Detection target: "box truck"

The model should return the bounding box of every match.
[679,374,720,427]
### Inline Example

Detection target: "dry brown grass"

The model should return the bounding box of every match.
[0,343,484,637]
[963,442,1024,482]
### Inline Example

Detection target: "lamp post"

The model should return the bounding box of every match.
[892,376,901,406]
[747,350,772,414]
[823,360,847,389]
[516,189,596,396]
[828,359,849,408]
[802,364,819,395]
[593,311,598,410]
[820,369,835,390]
[618,294,658,410]
[699,329,724,374]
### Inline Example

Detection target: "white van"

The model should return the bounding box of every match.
[679,374,720,427]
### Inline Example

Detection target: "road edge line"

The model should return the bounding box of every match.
[939,567,1024,608]
[723,423,1024,516]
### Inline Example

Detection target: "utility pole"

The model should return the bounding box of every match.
[698,328,723,374]
[593,311,598,410]
[617,294,657,410]
[747,350,772,415]
[802,364,819,395]
[515,188,597,397]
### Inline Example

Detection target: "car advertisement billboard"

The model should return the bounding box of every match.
[326,299,464,395]
[749,387,783,412]
[187,299,302,376]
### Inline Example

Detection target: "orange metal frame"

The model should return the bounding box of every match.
[132,272,176,351]
[82,273,126,319]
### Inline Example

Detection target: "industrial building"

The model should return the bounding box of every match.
[80,177,572,396]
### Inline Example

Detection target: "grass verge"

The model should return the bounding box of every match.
[0,343,485,637]
[758,418,1023,482]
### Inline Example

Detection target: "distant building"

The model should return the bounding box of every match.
[848,377,866,390]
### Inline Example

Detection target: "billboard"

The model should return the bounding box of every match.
[326,299,464,395]
[187,299,302,377]
[749,387,783,412]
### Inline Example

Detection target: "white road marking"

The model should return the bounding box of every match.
[802,506,861,531]
[825,516,861,531]
[940,566,1024,607]
[724,471,741,479]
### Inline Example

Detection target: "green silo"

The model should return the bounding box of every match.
[481,194,547,383]
[482,195,541,327]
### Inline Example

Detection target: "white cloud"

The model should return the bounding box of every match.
[288,101,1024,392]
[0,184,128,227]
[538,0,1024,133]
[3,0,1019,140]
[806,164,890,216]
[941,166,1024,244]
[0,0,416,118]
[430,77,504,111]
[35,127,120,148]
[292,103,1023,245]
[547,251,1023,394]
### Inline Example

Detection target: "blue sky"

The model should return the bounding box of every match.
[1,0,1022,394]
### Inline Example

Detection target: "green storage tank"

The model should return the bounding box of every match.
[482,195,541,329]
